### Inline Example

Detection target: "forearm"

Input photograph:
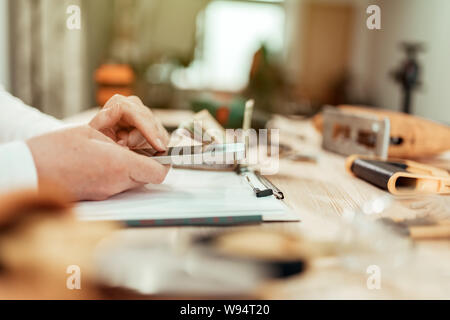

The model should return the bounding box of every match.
[0,87,64,143]
[0,87,65,192]
[0,141,38,193]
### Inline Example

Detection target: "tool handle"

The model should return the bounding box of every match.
[410,225,450,239]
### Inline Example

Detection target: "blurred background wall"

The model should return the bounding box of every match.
[2,0,449,124]
[286,0,450,123]
[354,0,450,122]
[0,0,9,90]
[8,0,88,118]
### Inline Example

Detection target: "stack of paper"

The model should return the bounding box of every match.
[76,169,297,225]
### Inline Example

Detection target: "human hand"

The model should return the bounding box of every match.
[89,94,170,151]
[27,125,170,201]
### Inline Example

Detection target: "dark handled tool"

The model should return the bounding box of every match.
[245,176,273,198]
[378,217,450,240]
[255,171,284,200]
[346,155,450,195]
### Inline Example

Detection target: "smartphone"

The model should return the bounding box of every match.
[133,143,245,165]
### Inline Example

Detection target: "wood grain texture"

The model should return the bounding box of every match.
[63,110,450,299]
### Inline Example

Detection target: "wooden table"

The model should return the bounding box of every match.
[65,109,450,299]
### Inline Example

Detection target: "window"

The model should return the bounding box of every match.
[172,0,285,92]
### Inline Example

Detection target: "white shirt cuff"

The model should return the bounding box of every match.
[0,141,38,193]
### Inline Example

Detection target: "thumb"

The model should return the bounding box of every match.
[120,148,170,185]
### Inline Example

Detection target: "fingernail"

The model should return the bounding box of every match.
[156,138,166,151]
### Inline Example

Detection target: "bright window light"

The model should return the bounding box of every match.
[172,0,285,91]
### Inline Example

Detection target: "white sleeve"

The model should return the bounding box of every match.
[0,86,64,143]
[0,141,38,193]
[0,86,65,192]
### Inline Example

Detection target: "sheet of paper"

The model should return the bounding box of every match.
[76,169,293,221]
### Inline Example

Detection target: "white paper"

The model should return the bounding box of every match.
[76,169,295,222]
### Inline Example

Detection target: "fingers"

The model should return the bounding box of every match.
[90,94,169,151]
[127,95,170,145]
[89,100,123,131]
[127,128,148,148]
[85,124,118,144]
[100,127,118,142]
[114,128,148,149]
[120,148,170,185]
[116,130,129,146]
[155,116,170,144]
[88,125,169,185]
[127,95,144,106]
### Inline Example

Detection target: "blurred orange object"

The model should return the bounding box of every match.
[0,186,117,299]
[94,64,135,106]
[96,87,134,107]
[215,106,230,126]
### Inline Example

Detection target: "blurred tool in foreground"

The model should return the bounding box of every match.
[0,188,117,299]
[96,229,309,298]
[379,217,450,240]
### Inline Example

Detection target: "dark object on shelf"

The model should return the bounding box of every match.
[390,42,424,114]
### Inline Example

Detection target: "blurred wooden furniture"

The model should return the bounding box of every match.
[299,2,355,105]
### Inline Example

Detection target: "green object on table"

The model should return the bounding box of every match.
[191,96,246,129]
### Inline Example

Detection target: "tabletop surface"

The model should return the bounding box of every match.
[65,109,450,299]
